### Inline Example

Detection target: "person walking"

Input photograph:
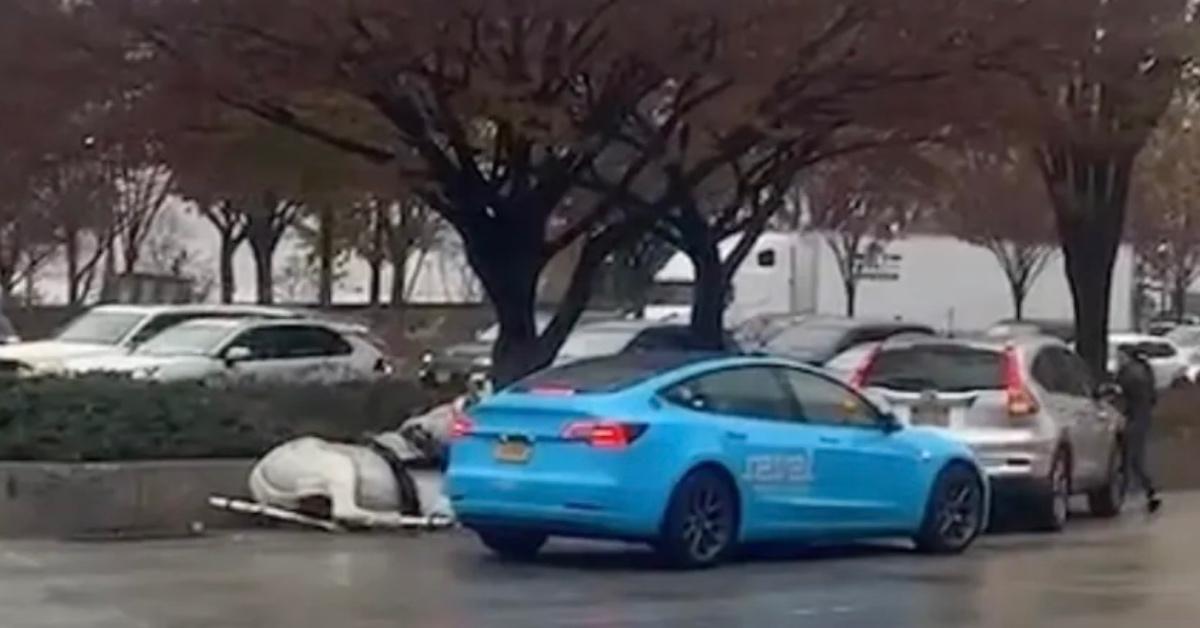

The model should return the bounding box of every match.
[1115,345,1163,514]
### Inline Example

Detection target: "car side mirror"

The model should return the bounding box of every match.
[880,412,904,433]
[223,346,252,366]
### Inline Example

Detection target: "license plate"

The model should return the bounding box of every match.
[913,405,950,427]
[435,370,451,384]
[494,440,532,464]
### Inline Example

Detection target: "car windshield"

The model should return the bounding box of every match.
[864,345,1005,393]
[135,323,233,357]
[1116,341,1176,359]
[826,343,879,376]
[763,324,848,359]
[55,310,146,345]
[556,329,638,362]
[515,352,708,394]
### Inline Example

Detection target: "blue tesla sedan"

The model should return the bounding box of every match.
[445,352,989,568]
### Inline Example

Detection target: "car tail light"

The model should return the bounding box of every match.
[561,420,648,449]
[849,345,882,389]
[450,407,475,439]
[1003,346,1039,417]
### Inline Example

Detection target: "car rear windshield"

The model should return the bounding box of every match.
[864,345,1005,393]
[514,352,708,394]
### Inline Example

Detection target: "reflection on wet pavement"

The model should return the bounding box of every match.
[2,494,1199,627]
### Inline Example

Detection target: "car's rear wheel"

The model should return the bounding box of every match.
[914,463,986,554]
[477,529,547,561]
[1032,450,1071,532]
[657,467,739,569]
[1087,441,1126,518]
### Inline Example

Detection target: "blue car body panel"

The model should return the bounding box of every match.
[445,356,987,544]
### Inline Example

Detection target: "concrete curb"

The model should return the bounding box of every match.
[0,459,254,539]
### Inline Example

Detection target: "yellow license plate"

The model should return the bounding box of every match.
[494,441,532,464]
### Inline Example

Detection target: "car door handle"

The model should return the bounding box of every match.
[724,431,748,442]
[819,436,841,445]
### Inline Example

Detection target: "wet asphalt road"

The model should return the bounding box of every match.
[2,494,1199,628]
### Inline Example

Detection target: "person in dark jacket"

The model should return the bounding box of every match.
[1116,345,1163,513]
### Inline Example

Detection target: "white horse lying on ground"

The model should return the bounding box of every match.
[247,386,480,529]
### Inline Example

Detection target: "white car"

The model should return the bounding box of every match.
[0,304,300,375]
[1108,333,1189,390]
[64,318,391,384]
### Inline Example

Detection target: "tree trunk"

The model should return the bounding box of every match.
[218,235,237,304]
[368,208,385,307]
[368,257,383,307]
[844,279,858,318]
[64,228,80,305]
[1045,154,1131,381]
[1172,272,1188,323]
[479,256,543,388]
[689,242,728,350]
[1011,283,1026,322]
[317,204,334,307]
[250,243,275,305]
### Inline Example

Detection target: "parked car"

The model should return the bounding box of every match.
[0,304,301,375]
[848,334,1126,531]
[554,320,739,366]
[447,352,989,568]
[749,315,934,365]
[63,317,391,383]
[986,319,1076,343]
[419,311,617,389]
[1108,333,1189,390]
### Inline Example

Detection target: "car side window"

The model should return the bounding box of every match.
[226,327,287,360]
[274,326,353,359]
[1031,349,1066,394]
[662,367,796,422]
[1059,350,1095,398]
[781,368,882,428]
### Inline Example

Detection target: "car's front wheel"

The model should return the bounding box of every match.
[1087,442,1126,518]
[477,529,547,561]
[915,463,986,554]
[656,467,739,569]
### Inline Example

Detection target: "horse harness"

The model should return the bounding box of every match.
[364,439,423,516]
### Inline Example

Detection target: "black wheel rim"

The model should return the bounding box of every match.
[1110,450,1127,506]
[1052,460,1070,525]
[935,476,982,547]
[680,484,732,561]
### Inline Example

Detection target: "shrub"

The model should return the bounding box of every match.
[0,375,440,461]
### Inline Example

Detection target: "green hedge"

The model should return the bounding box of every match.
[0,376,439,462]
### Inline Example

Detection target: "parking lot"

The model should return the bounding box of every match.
[0,493,1195,628]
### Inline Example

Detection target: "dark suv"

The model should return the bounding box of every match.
[747,315,934,365]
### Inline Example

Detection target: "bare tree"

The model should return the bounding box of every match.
[805,151,932,317]
[938,145,1058,321]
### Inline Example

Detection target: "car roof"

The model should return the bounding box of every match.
[571,319,691,335]
[169,317,342,334]
[514,351,828,394]
[877,333,1061,353]
[1109,332,1171,344]
[90,304,302,318]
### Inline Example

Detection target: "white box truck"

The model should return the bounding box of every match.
[645,230,1136,334]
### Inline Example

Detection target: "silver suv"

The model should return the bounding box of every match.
[849,335,1126,531]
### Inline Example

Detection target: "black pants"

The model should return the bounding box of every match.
[1125,421,1157,497]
